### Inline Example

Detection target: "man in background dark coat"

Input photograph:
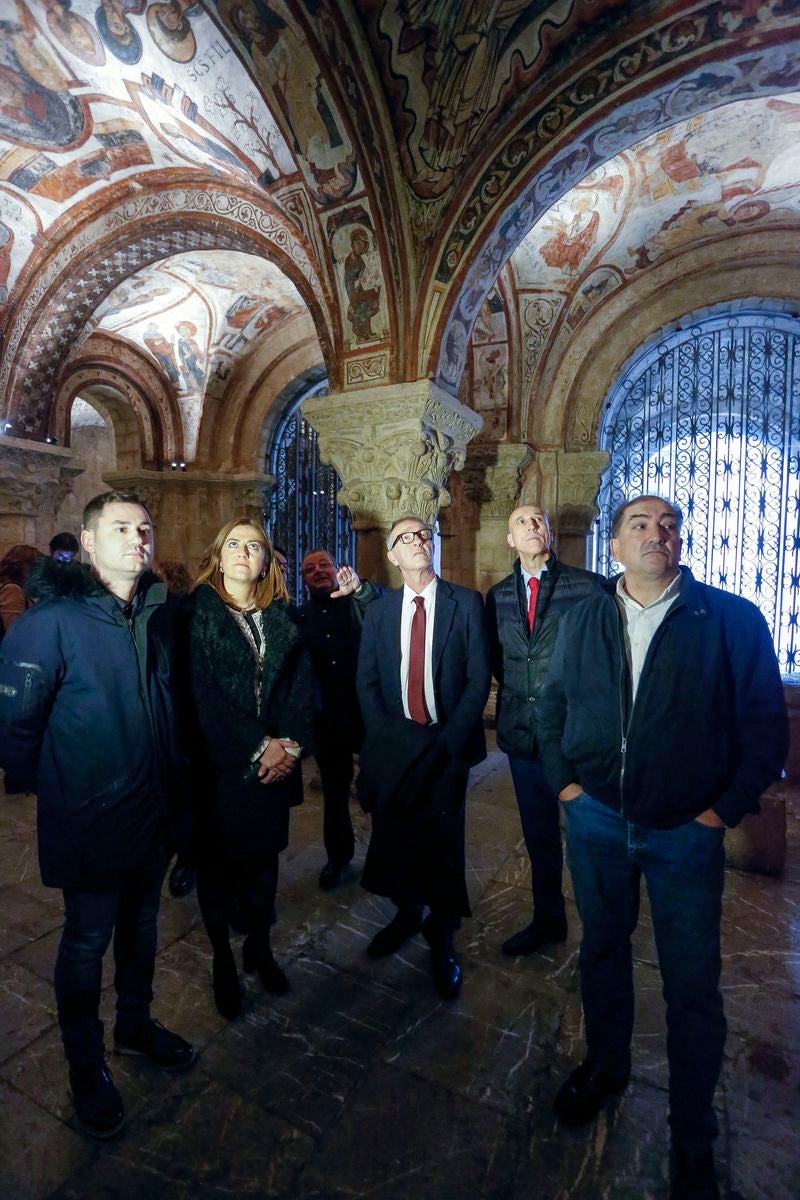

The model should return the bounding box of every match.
[486,504,602,957]
[357,515,490,999]
[296,549,383,889]
[0,491,195,1140]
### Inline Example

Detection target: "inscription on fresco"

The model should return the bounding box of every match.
[186,40,232,83]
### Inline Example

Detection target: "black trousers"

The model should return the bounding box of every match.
[196,854,279,955]
[508,753,566,924]
[55,859,167,1065]
[317,742,356,866]
[362,760,471,930]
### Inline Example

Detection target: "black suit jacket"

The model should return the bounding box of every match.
[356,577,490,769]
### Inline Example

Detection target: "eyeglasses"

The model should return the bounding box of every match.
[390,527,433,550]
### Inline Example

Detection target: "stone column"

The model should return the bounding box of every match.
[456,443,534,591]
[0,436,83,554]
[104,469,275,570]
[523,448,609,567]
[303,381,482,585]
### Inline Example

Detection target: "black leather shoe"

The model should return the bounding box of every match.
[553,1059,630,1124]
[242,938,289,994]
[168,863,195,898]
[114,1019,196,1071]
[502,917,567,956]
[69,1061,125,1138]
[319,859,351,890]
[212,949,242,1019]
[366,912,422,959]
[431,950,463,999]
[670,1143,720,1200]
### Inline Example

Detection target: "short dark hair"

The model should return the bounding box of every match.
[610,495,683,537]
[82,491,150,532]
[49,531,79,555]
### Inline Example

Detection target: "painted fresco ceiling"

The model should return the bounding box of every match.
[507,92,800,430]
[85,249,305,454]
[1,0,800,451]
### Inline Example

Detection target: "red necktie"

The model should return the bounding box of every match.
[527,576,539,633]
[408,596,430,724]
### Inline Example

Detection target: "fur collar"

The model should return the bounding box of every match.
[27,557,163,605]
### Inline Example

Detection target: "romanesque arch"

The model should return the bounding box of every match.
[420,7,800,394]
[1,178,336,440]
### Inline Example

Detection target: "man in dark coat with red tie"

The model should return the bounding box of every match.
[486,505,603,957]
[356,515,491,999]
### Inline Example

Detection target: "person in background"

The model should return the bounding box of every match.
[49,532,80,563]
[538,494,788,1200]
[0,492,195,1139]
[184,519,314,1019]
[157,560,192,596]
[297,549,383,889]
[0,544,44,637]
[273,546,289,585]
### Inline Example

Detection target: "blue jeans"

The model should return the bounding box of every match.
[508,754,565,923]
[562,792,726,1146]
[54,863,166,1065]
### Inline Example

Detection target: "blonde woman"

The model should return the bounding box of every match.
[185,519,314,1018]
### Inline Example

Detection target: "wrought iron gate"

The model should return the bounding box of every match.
[594,306,800,672]
[268,386,355,603]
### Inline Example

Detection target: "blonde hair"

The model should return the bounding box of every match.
[194,517,289,608]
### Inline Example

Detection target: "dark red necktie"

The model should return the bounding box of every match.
[408,595,430,724]
[527,576,539,633]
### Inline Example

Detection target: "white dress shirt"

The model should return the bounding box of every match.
[615,572,682,703]
[400,576,439,723]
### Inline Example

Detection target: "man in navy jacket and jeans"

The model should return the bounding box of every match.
[0,491,195,1139]
[538,494,787,1200]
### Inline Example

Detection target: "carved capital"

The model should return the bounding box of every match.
[0,435,83,518]
[554,449,609,533]
[303,381,482,529]
[460,443,534,519]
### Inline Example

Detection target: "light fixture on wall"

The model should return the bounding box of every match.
[45,435,58,445]
[169,460,187,471]
[3,422,12,434]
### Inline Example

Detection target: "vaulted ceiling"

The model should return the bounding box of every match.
[1,0,799,463]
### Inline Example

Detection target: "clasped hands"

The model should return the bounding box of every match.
[257,738,300,786]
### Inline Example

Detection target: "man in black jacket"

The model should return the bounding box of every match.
[0,492,195,1139]
[538,494,788,1200]
[486,504,602,956]
[297,549,382,889]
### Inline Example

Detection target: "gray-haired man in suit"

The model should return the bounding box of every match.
[356,515,491,999]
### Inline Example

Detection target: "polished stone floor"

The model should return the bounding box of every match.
[1,739,798,1200]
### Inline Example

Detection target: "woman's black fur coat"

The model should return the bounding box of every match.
[183,583,316,861]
